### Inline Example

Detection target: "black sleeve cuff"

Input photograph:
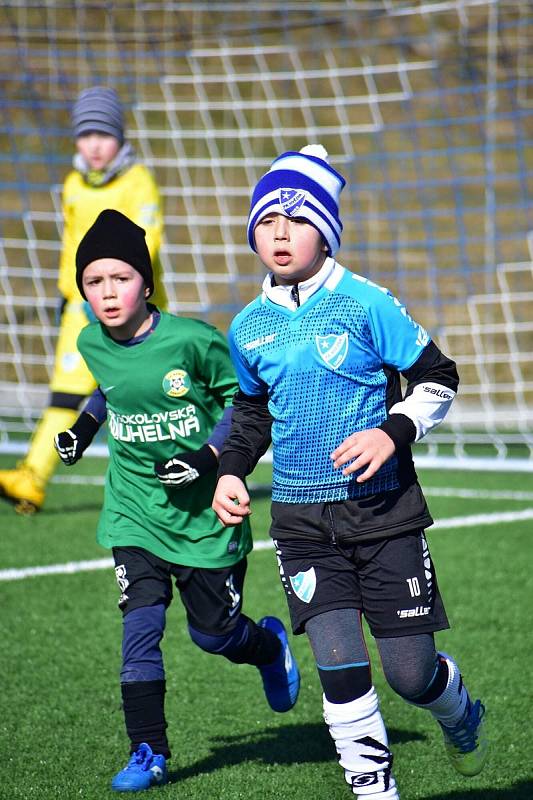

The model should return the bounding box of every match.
[190,443,219,474]
[70,411,100,446]
[379,414,417,449]
[217,450,250,481]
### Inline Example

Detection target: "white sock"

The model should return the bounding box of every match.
[414,652,470,728]
[323,687,399,798]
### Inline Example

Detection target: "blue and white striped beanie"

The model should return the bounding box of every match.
[247,144,346,257]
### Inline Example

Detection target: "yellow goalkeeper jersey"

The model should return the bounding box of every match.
[58,162,167,307]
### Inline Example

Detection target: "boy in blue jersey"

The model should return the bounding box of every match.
[212,146,488,798]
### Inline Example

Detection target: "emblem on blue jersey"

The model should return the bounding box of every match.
[289,567,316,604]
[315,333,349,370]
[280,188,307,216]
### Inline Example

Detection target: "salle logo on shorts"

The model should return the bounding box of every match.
[289,567,317,604]
[162,369,191,397]
[280,188,307,216]
[315,333,349,370]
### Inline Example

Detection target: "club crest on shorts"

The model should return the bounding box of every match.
[280,188,307,216]
[315,333,349,370]
[162,369,191,397]
[289,567,316,603]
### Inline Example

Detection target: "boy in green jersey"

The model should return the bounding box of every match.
[54,209,300,793]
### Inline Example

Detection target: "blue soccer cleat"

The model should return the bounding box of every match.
[111,742,168,792]
[258,616,300,712]
[440,699,488,776]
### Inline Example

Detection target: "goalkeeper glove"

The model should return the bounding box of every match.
[155,444,218,488]
[54,412,100,466]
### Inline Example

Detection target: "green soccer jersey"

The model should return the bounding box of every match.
[77,311,252,567]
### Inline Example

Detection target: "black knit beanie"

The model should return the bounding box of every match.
[76,209,154,299]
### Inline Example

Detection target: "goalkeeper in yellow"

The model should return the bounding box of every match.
[0,86,167,513]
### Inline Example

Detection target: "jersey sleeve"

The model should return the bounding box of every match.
[57,174,77,299]
[365,284,431,371]
[361,281,458,445]
[227,318,269,396]
[217,390,272,480]
[383,340,459,443]
[128,166,163,264]
[201,326,241,408]
[82,385,107,424]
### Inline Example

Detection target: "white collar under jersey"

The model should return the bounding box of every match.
[261,257,345,310]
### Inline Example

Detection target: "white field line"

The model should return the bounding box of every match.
[1,508,532,583]
[51,475,533,502]
[431,508,533,529]
[424,487,533,501]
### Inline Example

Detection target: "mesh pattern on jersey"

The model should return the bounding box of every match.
[235,292,400,503]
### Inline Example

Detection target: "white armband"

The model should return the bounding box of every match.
[389,382,456,442]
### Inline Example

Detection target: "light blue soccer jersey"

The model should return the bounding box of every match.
[229,265,430,503]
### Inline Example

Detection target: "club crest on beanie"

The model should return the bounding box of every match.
[247,144,345,257]
[76,209,153,299]
[72,86,124,143]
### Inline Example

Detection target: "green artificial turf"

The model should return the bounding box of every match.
[1,455,532,798]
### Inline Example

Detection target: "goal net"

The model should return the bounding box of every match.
[0,0,531,465]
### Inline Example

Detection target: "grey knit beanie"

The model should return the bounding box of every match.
[72,86,124,143]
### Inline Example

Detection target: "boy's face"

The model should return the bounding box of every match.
[76,132,121,171]
[82,258,150,340]
[254,213,328,285]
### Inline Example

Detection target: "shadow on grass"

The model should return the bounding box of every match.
[426,782,533,800]
[168,722,424,782]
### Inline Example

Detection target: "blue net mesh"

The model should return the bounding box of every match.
[0,1,531,458]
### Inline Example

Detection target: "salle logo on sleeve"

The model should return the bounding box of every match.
[315,332,349,370]
[289,567,317,603]
[162,369,191,397]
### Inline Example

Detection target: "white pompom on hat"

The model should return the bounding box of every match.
[247,144,346,256]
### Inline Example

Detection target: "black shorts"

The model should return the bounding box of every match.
[273,531,449,638]
[112,546,247,636]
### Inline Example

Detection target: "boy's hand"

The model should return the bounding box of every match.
[54,411,100,466]
[212,476,251,526]
[331,428,395,483]
[155,443,217,488]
